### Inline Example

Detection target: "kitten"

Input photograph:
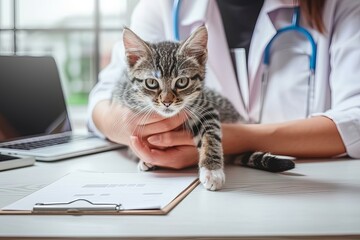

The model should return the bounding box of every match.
[112,26,294,191]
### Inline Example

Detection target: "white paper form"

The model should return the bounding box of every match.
[2,172,198,211]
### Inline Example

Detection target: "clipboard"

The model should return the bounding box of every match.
[0,172,200,215]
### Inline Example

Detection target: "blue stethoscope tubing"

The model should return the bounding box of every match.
[173,1,317,123]
[173,0,181,41]
[260,6,317,123]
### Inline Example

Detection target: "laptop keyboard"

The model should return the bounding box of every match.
[0,135,90,150]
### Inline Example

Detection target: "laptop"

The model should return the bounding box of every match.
[0,56,122,161]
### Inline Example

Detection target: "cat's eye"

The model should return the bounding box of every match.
[175,77,189,89]
[145,78,159,89]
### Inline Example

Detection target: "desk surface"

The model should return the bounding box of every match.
[0,150,359,240]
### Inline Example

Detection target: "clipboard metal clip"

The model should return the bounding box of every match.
[33,198,122,214]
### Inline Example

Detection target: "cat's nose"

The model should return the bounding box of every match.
[162,101,173,107]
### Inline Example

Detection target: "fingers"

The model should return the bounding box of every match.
[120,107,164,126]
[149,147,199,169]
[107,103,165,143]
[129,136,152,163]
[137,112,188,136]
[147,130,195,147]
[130,136,198,170]
[133,111,165,125]
[109,103,188,144]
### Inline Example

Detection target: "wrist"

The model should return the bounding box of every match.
[222,123,253,154]
[222,123,276,154]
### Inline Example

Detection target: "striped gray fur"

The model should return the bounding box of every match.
[112,26,293,191]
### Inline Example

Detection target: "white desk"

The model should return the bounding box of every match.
[0,149,359,240]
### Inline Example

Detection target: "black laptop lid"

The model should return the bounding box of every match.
[0,56,72,143]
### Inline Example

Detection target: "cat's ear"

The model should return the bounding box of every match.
[178,25,208,65]
[123,27,151,67]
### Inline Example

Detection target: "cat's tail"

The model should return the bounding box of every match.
[232,152,295,172]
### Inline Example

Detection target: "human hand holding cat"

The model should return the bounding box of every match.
[130,134,199,170]
[128,111,199,170]
[95,100,198,170]
[95,101,160,145]
[97,101,188,145]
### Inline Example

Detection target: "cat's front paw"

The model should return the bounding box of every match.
[199,167,225,191]
[137,160,155,171]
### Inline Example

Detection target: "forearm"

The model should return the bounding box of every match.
[222,116,346,158]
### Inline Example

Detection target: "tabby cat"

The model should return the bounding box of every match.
[112,26,294,191]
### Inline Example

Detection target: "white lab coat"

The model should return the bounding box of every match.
[88,0,360,158]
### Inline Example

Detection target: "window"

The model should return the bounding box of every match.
[0,0,139,105]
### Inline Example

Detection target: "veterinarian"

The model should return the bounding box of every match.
[88,0,360,169]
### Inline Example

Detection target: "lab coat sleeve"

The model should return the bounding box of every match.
[87,0,168,137]
[316,1,360,158]
[87,41,125,138]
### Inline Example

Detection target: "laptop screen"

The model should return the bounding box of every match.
[0,56,72,143]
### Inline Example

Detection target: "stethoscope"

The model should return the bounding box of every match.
[172,0,182,42]
[172,1,317,123]
[260,6,317,123]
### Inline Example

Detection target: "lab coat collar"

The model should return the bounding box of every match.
[264,0,299,29]
[248,0,298,95]
[263,0,297,14]
[179,0,210,26]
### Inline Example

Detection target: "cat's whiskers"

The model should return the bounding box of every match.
[133,106,154,136]
[183,106,217,147]
[183,107,205,138]
[181,109,198,140]
[192,96,221,106]
[110,110,140,138]
[186,105,220,130]
[178,111,191,134]
[135,107,155,137]
[110,105,152,141]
